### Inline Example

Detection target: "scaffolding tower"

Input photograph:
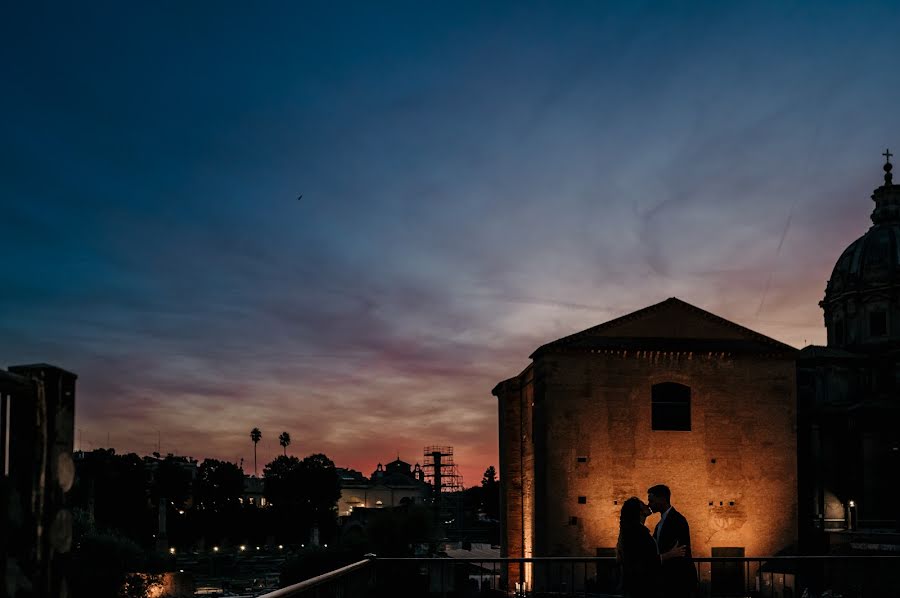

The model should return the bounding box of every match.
[422,445,464,496]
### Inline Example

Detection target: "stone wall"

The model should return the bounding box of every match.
[495,365,535,588]
[534,349,797,558]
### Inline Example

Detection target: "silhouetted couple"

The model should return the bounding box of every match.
[617,484,698,598]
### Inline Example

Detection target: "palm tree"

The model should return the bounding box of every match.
[278,431,291,456]
[250,427,262,476]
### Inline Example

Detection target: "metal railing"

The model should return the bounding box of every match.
[258,559,374,598]
[258,555,900,598]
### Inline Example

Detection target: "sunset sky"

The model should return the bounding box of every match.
[3,2,900,485]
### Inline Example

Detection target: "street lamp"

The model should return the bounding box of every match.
[847,500,857,530]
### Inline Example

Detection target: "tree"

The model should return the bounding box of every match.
[70,449,153,544]
[298,454,341,530]
[262,453,340,543]
[481,466,500,521]
[482,466,497,486]
[263,455,303,542]
[262,455,301,508]
[197,458,244,511]
[279,431,291,456]
[152,455,193,509]
[68,529,159,598]
[250,427,262,476]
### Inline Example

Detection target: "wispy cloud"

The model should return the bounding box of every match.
[3,1,899,484]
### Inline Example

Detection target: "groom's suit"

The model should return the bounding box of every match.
[653,507,697,598]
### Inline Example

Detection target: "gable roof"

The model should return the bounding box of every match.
[531,297,797,358]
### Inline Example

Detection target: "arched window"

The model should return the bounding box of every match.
[651,382,691,431]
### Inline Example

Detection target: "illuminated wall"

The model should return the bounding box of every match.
[538,348,797,559]
[495,298,799,581]
[337,483,425,516]
[495,364,534,589]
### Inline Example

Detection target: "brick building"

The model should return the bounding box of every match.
[493,299,799,571]
[494,156,900,590]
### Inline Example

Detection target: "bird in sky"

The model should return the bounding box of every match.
[297,194,303,200]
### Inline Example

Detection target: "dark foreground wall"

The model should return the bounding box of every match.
[2,364,77,598]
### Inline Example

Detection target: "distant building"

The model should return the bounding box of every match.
[337,458,428,516]
[243,475,267,507]
[798,155,900,553]
[337,467,367,484]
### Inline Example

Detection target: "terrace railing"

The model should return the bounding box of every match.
[258,554,900,598]
[258,559,374,598]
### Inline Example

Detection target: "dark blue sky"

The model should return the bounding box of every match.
[3,2,899,482]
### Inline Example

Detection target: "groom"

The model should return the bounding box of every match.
[647,484,697,598]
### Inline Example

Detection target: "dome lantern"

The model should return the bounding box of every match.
[870,149,900,225]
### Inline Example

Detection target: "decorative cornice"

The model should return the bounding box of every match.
[529,297,796,358]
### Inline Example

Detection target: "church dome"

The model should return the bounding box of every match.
[822,154,900,348]
[826,224,900,295]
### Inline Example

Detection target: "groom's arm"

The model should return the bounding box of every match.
[672,514,692,558]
